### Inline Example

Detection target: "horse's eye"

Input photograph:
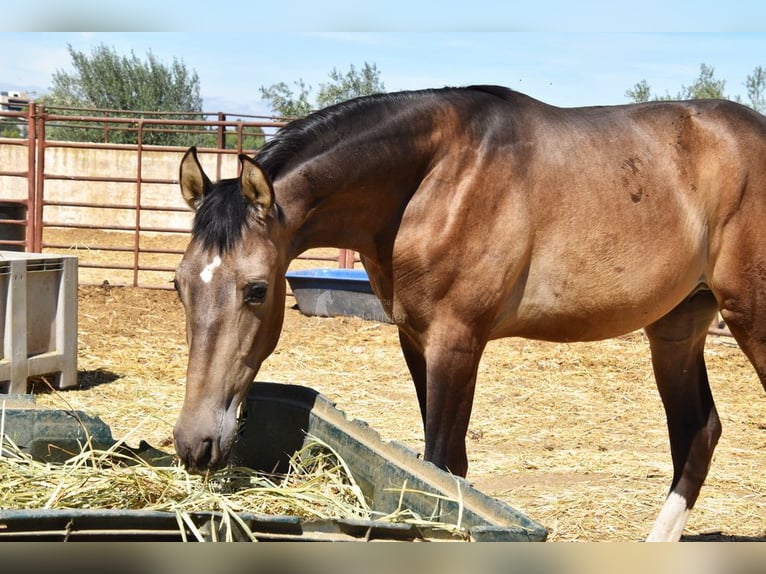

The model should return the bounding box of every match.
[244,281,268,306]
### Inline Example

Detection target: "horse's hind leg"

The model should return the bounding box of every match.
[644,290,721,542]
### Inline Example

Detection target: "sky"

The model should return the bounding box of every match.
[2,2,766,117]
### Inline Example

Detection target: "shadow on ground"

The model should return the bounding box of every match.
[682,532,766,542]
[27,369,121,394]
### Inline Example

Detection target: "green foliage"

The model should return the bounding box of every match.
[678,63,726,100]
[744,66,766,113]
[191,126,266,151]
[259,79,313,119]
[40,43,203,146]
[625,63,766,113]
[625,79,652,103]
[0,120,23,138]
[260,62,385,119]
[228,130,266,151]
[316,63,385,108]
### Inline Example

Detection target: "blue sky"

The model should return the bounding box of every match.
[3,2,766,117]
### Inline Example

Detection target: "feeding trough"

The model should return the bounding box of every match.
[0,383,547,542]
[285,268,391,323]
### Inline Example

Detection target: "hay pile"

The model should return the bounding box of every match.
[0,437,361,513]
[0,426,464,541]
[0,430,364,542]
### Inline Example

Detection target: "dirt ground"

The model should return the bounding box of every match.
[32,284,766,542]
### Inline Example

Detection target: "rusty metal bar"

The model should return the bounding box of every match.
[43,175,171,184]
[43,200,188,212]
[43,222,189,233]
[0,170,31,177]
[41,112,284,131]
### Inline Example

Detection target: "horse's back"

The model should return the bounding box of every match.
[392,92,766,342]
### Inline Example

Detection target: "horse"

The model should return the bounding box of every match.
[172,85,766,542]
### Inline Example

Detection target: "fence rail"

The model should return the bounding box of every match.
[0,103,359,288]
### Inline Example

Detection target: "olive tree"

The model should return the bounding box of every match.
[260,62,385,119]
[625,62,766,114]
[41,43,204,146]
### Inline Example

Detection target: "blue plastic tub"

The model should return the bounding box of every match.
[285,268,391,323]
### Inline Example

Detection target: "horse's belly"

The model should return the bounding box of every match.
[492,274,703,343]
[497,307,649,342]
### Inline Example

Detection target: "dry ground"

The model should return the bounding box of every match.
[30,284,766,542]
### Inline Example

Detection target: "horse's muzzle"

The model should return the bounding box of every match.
[173,426,231,474]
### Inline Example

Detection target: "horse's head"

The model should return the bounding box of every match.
[172,147,286,473]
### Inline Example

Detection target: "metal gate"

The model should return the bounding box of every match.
[0,103,358,288]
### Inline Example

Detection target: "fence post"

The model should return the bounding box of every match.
[338,249,356,268]
[216,113,226,180]
[133,120,145,287]
[26,102,37,252]
[33,103,46,253]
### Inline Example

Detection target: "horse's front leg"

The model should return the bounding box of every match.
[419,325,485,477]
[398,329,428,425]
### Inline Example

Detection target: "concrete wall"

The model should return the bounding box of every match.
[0,141,30,200]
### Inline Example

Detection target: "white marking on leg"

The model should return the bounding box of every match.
[200,256,222,283]
[646,491,690,542]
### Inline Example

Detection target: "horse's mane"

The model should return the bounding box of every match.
[465,84,517,102]
[255,91,416,179]
[193,86,514,252]
[255,86,514,179]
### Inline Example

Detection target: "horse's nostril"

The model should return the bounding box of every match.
[178,438,214,474]
[194,438,214,469]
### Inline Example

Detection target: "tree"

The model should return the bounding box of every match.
[625,79,652,103]
[0,117,23,138]
[678,63,726,100]
[626,63,727,104]
[41,43,203,146]
[259,79,313,119]
[260,62,385,118]
[316,63,385,108]
[745,66,766,113]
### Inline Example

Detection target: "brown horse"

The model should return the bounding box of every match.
[172,86,766,541]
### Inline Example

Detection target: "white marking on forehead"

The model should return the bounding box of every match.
[199,256,222,283]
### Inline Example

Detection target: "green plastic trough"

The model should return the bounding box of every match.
[0,382,547,542]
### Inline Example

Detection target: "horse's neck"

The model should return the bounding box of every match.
[278,136,429,261]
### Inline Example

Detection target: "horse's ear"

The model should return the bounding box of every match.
[240,154,274,217]
[179,147,211,210]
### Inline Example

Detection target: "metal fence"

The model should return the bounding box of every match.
[0,103,358,288]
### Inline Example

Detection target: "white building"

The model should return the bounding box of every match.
[0,91,30,112]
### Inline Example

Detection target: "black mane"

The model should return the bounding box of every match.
[255,87,501,180]
[254,91,409,180]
